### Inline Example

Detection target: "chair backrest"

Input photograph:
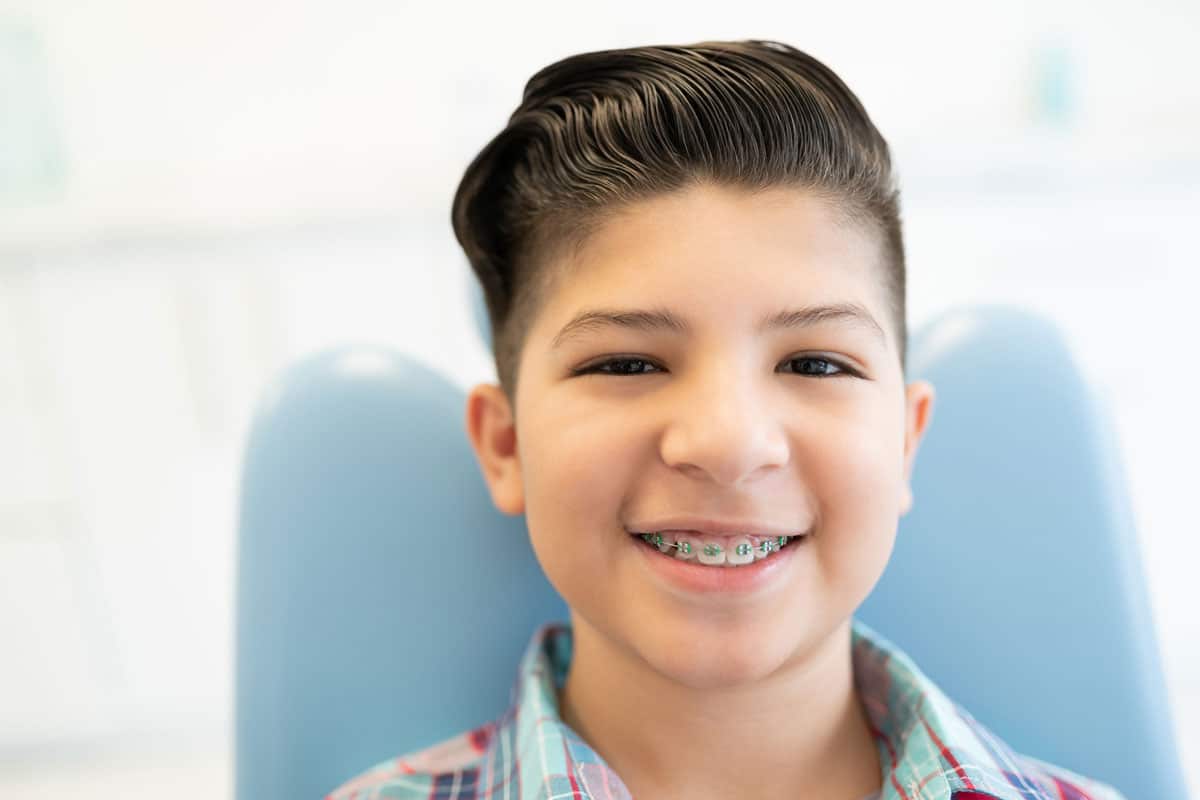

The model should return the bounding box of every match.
[235,301,1186,800]
[856,306,1186,798]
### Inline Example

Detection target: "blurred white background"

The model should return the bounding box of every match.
[1,0,1197,796]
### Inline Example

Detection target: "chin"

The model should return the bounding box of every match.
[638,623,796,690]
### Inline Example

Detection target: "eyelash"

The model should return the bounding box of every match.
[571,355,857,379]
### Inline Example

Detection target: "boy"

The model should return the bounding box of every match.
[328,40,1127,799]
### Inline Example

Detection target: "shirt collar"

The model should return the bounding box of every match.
[492,617,1058,800]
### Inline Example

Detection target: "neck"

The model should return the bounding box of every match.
[558,615,883,800]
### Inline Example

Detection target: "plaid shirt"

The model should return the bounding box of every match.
[327,618,1128,800]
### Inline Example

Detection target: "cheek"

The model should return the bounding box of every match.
[519,403,641,588]
[525,411,637,515]
[826,414,905,514]
[806,404,906,595]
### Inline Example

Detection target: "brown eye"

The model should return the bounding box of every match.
[779,356,852,378]
[574,357,662,376]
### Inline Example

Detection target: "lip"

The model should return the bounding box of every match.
[629,531,805,596]
[625,516,807,539]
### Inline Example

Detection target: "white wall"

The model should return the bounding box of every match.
[1,1,1197,796]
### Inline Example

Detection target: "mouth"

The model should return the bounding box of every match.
[627,529,808,568]
[626,527,807,595]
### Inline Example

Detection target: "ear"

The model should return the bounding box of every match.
[898,379,936,516]
[464,383,525,516]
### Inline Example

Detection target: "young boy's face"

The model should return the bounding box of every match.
[467,181,934,688]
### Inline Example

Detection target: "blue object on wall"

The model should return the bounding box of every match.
[0,18,66,204]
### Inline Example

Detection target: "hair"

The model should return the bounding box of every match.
[451,39,905,405]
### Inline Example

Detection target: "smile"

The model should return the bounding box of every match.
[632,531,803,567]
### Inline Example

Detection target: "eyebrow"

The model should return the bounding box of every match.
[550,302,888,349]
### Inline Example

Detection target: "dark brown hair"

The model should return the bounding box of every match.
[451,39,905,404]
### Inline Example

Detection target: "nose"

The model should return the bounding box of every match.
[658,367,790,488]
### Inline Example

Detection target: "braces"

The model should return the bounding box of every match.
[638,533,789,557]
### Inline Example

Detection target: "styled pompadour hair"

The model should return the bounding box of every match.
[451,40,905,403]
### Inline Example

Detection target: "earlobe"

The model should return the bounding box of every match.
[464,383,525,515]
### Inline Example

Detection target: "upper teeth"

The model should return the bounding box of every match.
[637,532,796,566]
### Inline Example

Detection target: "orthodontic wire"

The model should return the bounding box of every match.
[638,533,789,557]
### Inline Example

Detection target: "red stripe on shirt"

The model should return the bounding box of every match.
[920,708,977,791]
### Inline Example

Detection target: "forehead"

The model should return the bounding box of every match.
[534,183,889,337]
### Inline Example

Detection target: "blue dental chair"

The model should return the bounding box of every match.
[234,283,1189,799]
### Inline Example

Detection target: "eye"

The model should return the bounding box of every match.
[777,357,854,379]
[572,356,662,377]
[572,355,857,378]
